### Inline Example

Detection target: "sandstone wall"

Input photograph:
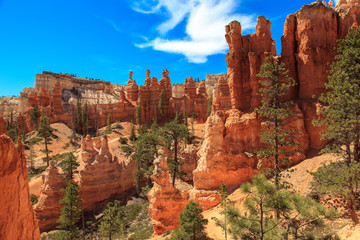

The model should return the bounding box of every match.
[205,73,227,96]
[149,1,360,234]
[0,136,40,239]
[34,135,136,232]
[34,71,113,95]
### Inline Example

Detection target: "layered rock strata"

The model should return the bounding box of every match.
[149,1,360,234]
[34,135,136,232]
[0,136,40,239]
[34,162,66,232]
[78,135,136,211]
[0,116,7,135]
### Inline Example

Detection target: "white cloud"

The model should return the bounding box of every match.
[132,0,255,63]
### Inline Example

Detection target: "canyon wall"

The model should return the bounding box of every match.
[149,0,360,234]
[0,136,40,239]
[14,67,210,135]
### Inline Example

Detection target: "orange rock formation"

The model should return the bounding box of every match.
[149,1,360,234]
[34,162,67,232]
[0,116,7,135]
[0,136,40,239]
[34,135,136,232]
[79,135,136,211]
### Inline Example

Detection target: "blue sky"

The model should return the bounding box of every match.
[0,0,335,96]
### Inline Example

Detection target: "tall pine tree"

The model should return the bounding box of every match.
[255,54,297,190]
[38,114,54,167]
[171,201,208,240]
[57,152,82,239]
[162,118,189,186]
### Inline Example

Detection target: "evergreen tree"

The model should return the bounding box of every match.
[81,101,89,135]
[74,98,90,136]
[120,122,163,195]
[255,54,297,190]
[28,145,36,172]
[68,107,77,146]
[206,94,213,117]
[311,26,360,224]
[30,105,40,129]
[158,90,165,117]
[57,180,82,240]
[162,118,189,186]
[38,114,54,167]
[212,183,230,240]
[105,113,112,134]
[136,97,142,124]
[172,201,208,240]
[98,201,125,240]
[60,152,79,181]
[57,152,82,239]
[183,109,188,127]
[226,174,337,240]
[129,122,137,142]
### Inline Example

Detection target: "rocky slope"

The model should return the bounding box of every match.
[0,136,40,239]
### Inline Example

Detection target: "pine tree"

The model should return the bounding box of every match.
[212,183,230,240]
[129,122,137,142]
[38,114,54,167]
[120,122,163,195]
[81,101,89,135]
[226,174,337,240]
[255,54,297,190]
[162,118,189,186]
[30,105,40,129]
[57,152,82,239]
[98,200,125,240]
[105,113,112,134]
[57,180,82,240]
[28,145,36,172]
[136,97,142,124]
[61,152,79,181]
[158,90,165,117]
[172,201,208,240]
[311,26,360,224]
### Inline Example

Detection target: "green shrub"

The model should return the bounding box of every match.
[30,194,39,205]
[119,137,128,145]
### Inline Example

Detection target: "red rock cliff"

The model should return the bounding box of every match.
[0,136,40,239]
[79,135,136,211]
[34,162,67,232]
[149,1,360,234]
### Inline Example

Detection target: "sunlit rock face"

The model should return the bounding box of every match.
[149,1,360,235]
[0,136,40,239]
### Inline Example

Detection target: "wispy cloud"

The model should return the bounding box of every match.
[104,18,122,33]
[132,0,256,63]
[94,15,122,33]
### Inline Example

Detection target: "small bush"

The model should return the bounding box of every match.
[30,194,39,205]
[119,137,128,145]
[113,122,123,129]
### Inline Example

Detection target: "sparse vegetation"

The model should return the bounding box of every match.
[225,174,338,240]
[30,194,39,205]
[98,201,153,240]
